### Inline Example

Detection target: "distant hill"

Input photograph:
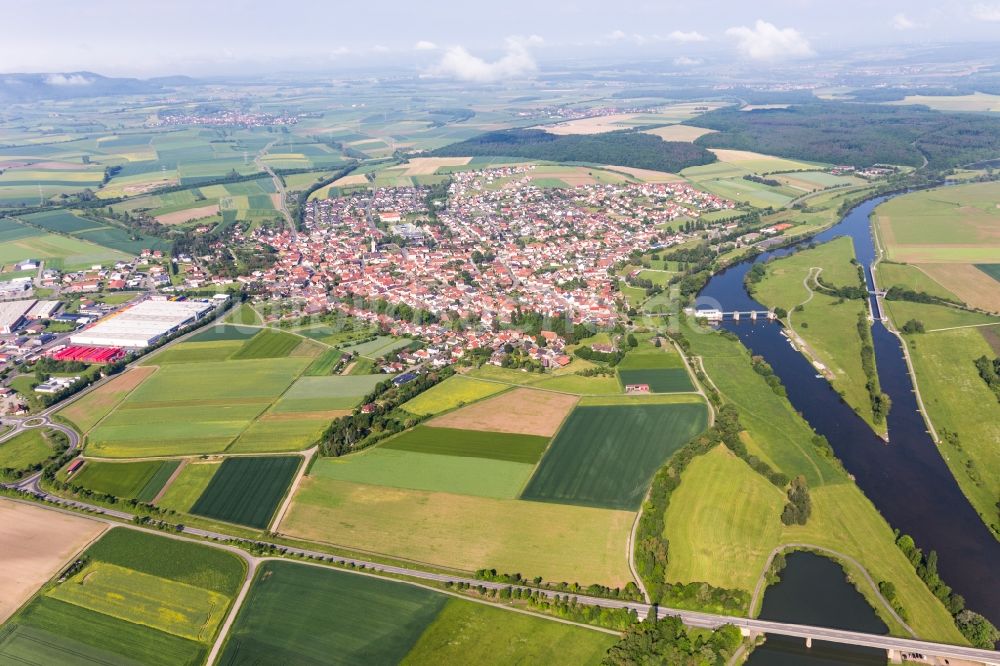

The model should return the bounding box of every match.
[431,128,715,174]
[0,71,170,103]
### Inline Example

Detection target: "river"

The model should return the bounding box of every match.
[696,195,1000,627]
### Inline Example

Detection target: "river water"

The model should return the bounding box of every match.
[696,195,1000,627]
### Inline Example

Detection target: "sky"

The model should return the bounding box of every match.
[1,0,999,78]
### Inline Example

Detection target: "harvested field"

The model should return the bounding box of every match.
[56,366,156,433]
[915,263,1000,312]
[537,113,644,135]
[643,125,716,142]
[190,455,301,529]
[281,477,635,585]
[428,387,577,437]
[382,425,549,463]
[0,500,106,623]
[402,156,472,175]
[154,204,219,225]
[709,149,820,172]
[600,165,683,182]
[521,403,708,510]
[330,173,368,187]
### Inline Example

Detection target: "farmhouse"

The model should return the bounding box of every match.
[625,383,651,394]
[70,298,213,348]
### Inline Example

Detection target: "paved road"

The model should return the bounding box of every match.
[255,139,295,236]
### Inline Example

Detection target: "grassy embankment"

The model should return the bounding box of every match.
[671,329,966,643]
[753,236,887,436]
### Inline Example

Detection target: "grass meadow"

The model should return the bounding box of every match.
[156,462,220,513]
[70,459,179,501]
[0,428,54,470]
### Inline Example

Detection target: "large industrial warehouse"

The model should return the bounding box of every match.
[69,299,213,348]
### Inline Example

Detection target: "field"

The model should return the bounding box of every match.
[47,562,229,642]
[86,357,310,456]
[643,125,716,142]
[617,349,694,392]
[401,375,508,415]
[156,461,220,513]
[754,237,883,433]
[521,402,708,511]
[381,425,549,463]
[0,217,130,270]
[70,459,180,501]
[0,500,106,623]
[0,428,54,470]
[309,449,535,500]
[189,455,301,528]
[532,372,623,394]
[218,561,445,665]
[685,330,967,643]
[883,300,999,331]
[914,263,1000,312]
[230,328,302,360]
[875,262,960,302]
[281,476,635,585]
[151,339,246,364]
[428,387,577,436]
[0,527,245,666]
[889,92,1000,112]
[663,446,786,591]
[57,366,157,433]
[874,181,1000,263]
[270,374,386,412]
[898,323,1000,533]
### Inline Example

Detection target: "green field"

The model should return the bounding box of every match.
[901,325,1000,533]
[341,335,413,358]
[754,237,883,434]
[521,402,708,510]
[532,372,622,394]
[190,455,300,528]
[874,181,1000,263]
[401,375,507,415]
[87,357,310,456]
[219,560,614,665]
[230,328,302,359]
[271,374,386,412]
[0,217,131,270]
[224,303,262,325]
[218,561,445,665]
[304,348,343,375]
[402,598,615,665]
[151,340,245,364]
[156,462,220,512]
[617,368,694,392]
[70,459,179,501]
[0,528,245,666]
[310,449,535,499]
[977,263,1000,283]
[186,324,261,342]
[381,425,549,463]
[0,428,54,470]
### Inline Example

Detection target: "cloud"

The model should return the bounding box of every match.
[725,20,814,60]
[414,40,438,50]
[668,30,708,43]
[674,56,702,66]
[432,36,541,82]
[371,45,390,53]
[606,29,628,41]
[328,46,351,58]
[971,3,1000,20]
[45,73,92,86]
[890,13,917,30]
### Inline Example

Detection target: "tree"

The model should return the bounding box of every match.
[956,610,1000,649]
